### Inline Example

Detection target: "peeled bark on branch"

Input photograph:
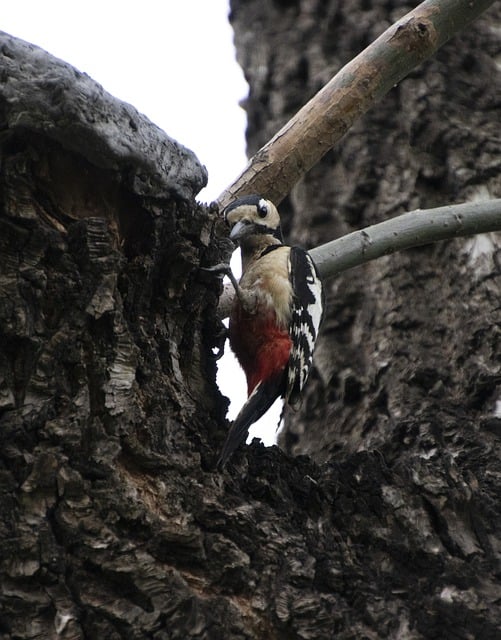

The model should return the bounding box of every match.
[218,0,495,208]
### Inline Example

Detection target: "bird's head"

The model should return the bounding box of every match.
[223,195,283,245]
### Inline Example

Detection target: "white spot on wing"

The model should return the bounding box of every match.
[286,249,324,405]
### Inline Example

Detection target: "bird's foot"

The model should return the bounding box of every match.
[200,263,232,278]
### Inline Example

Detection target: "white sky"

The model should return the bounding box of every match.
[2,0,247,202]
[3,0,282,444]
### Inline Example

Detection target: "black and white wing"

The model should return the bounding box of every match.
[286,246,324,409]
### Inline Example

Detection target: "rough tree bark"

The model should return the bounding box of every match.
[0,1,500,638]
[0,31,231,638]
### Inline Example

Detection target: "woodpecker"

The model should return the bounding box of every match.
[217,194,324,468]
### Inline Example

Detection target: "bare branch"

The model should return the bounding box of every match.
[310,199,501,280]
[217,0,495,209]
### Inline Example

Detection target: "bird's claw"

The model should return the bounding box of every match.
[200,263,231,277]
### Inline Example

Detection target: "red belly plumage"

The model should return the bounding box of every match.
[229,306,291,396]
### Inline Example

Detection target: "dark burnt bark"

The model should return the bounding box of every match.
[1,2,500,637]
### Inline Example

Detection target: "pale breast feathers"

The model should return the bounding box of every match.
[239,246,293,328]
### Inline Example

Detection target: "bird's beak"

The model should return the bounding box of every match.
[229,220,252,242]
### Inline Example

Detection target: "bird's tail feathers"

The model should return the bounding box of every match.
[217,376,283,469]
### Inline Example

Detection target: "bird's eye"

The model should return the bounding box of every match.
[257,202,268,218]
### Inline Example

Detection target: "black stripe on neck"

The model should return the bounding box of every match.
[259,244,283,258]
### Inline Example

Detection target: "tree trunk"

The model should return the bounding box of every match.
[1,0,500,636]
[0,31,229,638]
